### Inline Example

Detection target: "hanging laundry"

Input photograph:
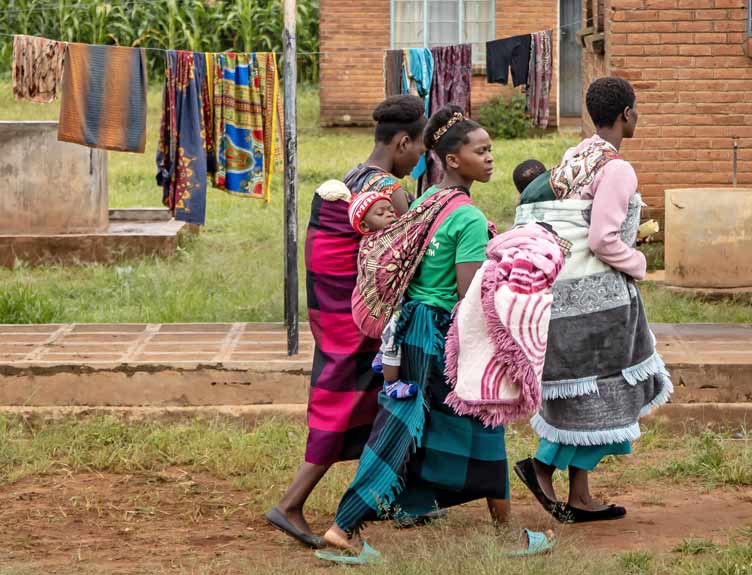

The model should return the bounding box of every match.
[202,53,217,177]
[58,43,147,153]
[213,52,281,202]
[401,48,433,180]
[12,35,66,104]
[384,50,404,97]
[258,52,283,196]
[422,43,472,192]
[402,48,433,115]
[486,34,531,87]
[156,51,208,226]
[527,31,553,129]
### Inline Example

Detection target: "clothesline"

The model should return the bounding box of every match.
[0,22,592,58]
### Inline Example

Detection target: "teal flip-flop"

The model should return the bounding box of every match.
[314,541,383,565]
[506,529,556,557]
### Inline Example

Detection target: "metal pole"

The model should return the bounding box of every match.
[283,0,299,356]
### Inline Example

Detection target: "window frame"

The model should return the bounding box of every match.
[390,0,495,67]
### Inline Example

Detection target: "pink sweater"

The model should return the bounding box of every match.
[573,138,647,280]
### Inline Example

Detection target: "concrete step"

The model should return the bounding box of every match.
[0,322,750,408]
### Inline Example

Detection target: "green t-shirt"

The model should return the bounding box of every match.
[519,169,555,205]
[406,186,489,312]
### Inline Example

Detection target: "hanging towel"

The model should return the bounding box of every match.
[203,52,217,178]
[213,52,279,202]
[258,52,283,199]
[58,43,147,153]
[527,31,553,128]
[423,44,472,192]
[444,223,565,428]
[486,34,531,87]
[156,51,208,226]
[384,50,404,97]
[12,35,66,104]
[402,48,433,181]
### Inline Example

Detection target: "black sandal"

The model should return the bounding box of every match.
[265,507,326,549]
[513,458,563,517]
[557,504,627,524]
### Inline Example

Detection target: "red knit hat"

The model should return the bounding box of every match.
[348,191,392,234]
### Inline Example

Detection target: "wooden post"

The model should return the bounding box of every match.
[283,0,299,356]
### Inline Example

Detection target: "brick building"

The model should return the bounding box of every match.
[319,0,585,128]
[581,0,752,213]
[320,0,752,214]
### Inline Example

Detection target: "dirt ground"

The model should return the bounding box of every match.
[2,468,752,574]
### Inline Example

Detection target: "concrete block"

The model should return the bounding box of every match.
[0,121,108,234]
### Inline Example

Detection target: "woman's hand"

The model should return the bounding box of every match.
[390,188,410,216]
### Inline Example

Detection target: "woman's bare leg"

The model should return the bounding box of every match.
[487,498,511,526]
[274,462,331,534]
[533,458,558,501]
[567,467,609,511]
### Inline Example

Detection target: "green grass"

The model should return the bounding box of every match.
[1,80,750,324]
[639,282,752,324]
[2,417,751,508]
[656,431,752,488]
[2,416,752,574]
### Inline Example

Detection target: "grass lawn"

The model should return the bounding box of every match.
[1,80,750,324]
[1,415,752,574]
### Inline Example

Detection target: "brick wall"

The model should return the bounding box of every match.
[320,0,560,126]
[601,0,752,211]
[319,0,390,126]
[495,0,560,125]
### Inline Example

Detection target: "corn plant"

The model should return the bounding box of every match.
[0,0,320,82]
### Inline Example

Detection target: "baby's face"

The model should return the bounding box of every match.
[361,199,397,233]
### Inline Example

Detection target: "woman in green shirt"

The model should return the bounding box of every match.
[317,105,554,564]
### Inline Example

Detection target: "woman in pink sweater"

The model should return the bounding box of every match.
[514,77,672,524]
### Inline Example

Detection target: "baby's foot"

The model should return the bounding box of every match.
[385,380,418,399]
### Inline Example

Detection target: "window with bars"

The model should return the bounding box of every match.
[392,0,495,67]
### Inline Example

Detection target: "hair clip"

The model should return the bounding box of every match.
[432,112,465,144]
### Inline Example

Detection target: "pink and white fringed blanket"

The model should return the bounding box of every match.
[444,223,565,428]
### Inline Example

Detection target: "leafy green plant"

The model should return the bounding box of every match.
[0,0,320,83]
[476,94,532,140]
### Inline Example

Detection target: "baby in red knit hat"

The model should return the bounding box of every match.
[348,192,418,400]
[348,190,398,234]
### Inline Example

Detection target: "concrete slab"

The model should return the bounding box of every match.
[0,220,188,267]
[0,322,749,411]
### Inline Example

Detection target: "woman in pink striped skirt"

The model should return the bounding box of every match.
[266,95,427,548]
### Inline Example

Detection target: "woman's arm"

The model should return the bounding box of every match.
[390,187,411,216]
[456,262,483,300]
[588,161,647,280]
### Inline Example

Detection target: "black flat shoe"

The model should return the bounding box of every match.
[557,504,627,524]
[514,458,563,517]
[265,507,326,549]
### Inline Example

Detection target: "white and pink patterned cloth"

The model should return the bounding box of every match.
[444,223,565,428]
